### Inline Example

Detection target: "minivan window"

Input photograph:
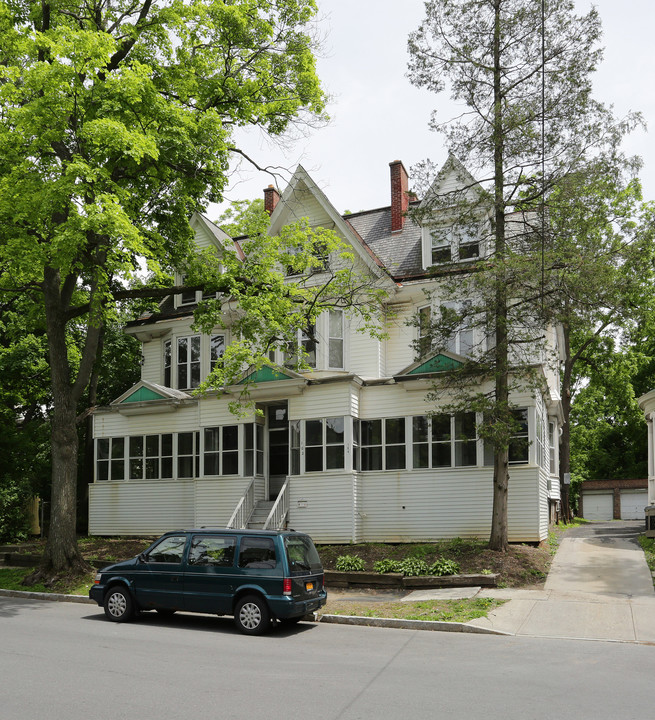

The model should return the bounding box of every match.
[238,536,277,569]
[285,535,322,574]
[146,535,187,563]
[188,535,235,566]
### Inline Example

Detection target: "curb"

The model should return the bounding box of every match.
[0,588,509,634]
[0,588,94,604]
[317,613,510,635]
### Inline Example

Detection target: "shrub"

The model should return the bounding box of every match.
[335,554,365,572]
[429,558,460,576]
[373,558,402,574]
[397,558,430,576]
[0,479,31,544]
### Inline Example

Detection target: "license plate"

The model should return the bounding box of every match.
[305,581,314,591]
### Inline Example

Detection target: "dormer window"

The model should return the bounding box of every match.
[423,223,482,267]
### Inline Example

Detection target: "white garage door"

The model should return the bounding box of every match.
[582,492,613,521]
[620,491,648,520]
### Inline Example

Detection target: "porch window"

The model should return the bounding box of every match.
[290,417,345,474]
[359,418,406,471]
[483,408,530,466]
[96,437,125,481]
[203,425,239,476]
[412,413,476,468]
[125,434,174,480]
[178,431,199,478]
[244,423,264,476]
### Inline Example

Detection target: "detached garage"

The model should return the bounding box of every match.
[580,478,648,521]
[581,491,613,521]
[620,490,648,520]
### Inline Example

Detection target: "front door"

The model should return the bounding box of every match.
[267,403,288,501]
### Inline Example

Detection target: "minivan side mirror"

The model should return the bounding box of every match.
[137,552,147,563]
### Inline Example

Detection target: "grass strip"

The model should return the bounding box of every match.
[321,597,505,624]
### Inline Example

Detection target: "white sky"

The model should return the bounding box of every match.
[213,0,655,220]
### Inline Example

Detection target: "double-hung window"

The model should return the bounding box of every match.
[203,425,239,476]
[210,334,225,373]
[359,418,406,471]
[430,228,452,264]
[164,340,172,387]
[177,335,201,389]
[328,310,344,368]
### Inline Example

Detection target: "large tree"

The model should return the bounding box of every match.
[408,0,609,550]
[0,0,327,576]
[546,160,654,519]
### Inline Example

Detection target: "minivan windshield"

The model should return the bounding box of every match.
[284,535,322,574]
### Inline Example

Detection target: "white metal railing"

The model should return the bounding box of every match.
[263,477,289,530]
[226,478,256,529]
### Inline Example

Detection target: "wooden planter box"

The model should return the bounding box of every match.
[324,570,498,590]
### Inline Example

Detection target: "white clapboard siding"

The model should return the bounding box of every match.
[538,467,550,539]
[199,399,255,427]
[359,384,428,418]
[385,302,418,376]
[357,466,544,543]
[141,340,162,384]
[193,477,263,528]
[93,404,200,437]
[288,473,356,543]
[89,480,195,535]
[290,383,355,420]
[348,315,383,377]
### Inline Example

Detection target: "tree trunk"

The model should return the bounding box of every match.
[32,267,92,578]
[488,0,509,553]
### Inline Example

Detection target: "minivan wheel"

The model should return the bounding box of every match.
[103,586,134,622]
[234,594,270,635]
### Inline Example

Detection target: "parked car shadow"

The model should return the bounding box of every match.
[82,608,317,636]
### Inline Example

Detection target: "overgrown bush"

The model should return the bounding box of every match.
[335,554,365,572]
[0,479,31,543]
[430,558,460,576]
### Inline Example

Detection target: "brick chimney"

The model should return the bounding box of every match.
[264,184,280,215]
[389,160,409,233]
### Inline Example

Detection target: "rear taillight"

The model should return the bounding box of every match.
[283,578,292,595]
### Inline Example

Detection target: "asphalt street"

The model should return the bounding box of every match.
[1,595,653,720]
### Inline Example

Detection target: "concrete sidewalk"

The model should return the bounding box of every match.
[466,521,655,643]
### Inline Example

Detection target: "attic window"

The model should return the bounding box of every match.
[426,224,481,265]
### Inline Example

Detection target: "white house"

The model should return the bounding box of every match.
[637,390,655,536]
[89,157,563,542]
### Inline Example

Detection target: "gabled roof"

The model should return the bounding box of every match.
[111,380,192,405]
[419,153,488,209]
[268,165,399,292]
[395,350,466,378]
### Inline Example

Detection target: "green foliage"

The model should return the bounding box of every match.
[429,558,460,576]
[335,555,365,572]
[397,558,430,577]
[0,0,328,572]
[373,559,403,574]
[638,535,655,588]
[0,478,31,543]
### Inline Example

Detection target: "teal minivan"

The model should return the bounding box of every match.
[89,529,326,635]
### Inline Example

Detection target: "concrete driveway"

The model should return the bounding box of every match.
[469,521,655,643]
